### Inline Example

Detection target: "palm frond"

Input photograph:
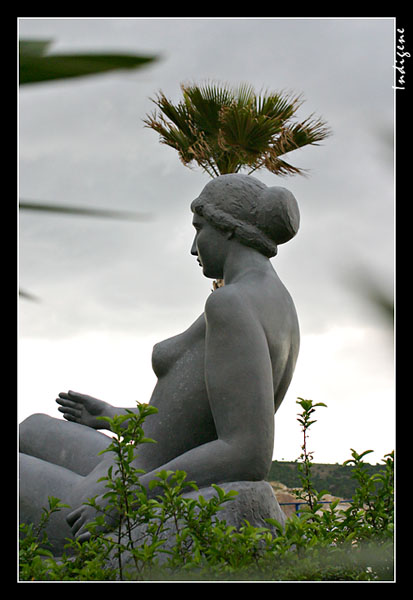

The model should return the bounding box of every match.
[181,85,224,137]
[223,106,284,150]
[262,151,308,177]
[285,115,332,149]
[144,116,191,164]
[234,82,256,108]
[186,81,235,107]
[187,133,221,177]
[145,92,193,137]
[255,90,301,123]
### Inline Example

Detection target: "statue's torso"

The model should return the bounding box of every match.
[136,315,216,471]
[136,273,299,474]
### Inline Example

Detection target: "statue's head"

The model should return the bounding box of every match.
[191,174,300,258]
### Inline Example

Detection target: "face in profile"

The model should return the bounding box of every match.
[191,213,230,280]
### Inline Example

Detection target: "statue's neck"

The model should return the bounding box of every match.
[223,243,271,285]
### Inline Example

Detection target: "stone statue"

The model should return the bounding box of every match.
[19,174,300,554]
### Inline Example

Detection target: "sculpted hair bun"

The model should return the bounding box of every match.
[257,186,300,247]
[191,174,300,258]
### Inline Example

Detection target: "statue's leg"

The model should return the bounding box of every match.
[19,452,81,555]
[19,413,111,476]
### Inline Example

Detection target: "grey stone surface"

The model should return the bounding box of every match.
[183,480,287,530]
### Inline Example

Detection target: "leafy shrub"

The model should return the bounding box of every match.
[19,400,394,581]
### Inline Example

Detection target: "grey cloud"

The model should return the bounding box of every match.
[19,18,394,339]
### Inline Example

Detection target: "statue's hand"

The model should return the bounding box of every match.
[56,390,112,430]
[66,495,116,543]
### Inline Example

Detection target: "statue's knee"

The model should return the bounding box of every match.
[19,413,52,448]
[20,412,50,430]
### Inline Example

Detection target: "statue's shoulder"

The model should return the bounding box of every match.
[204,285,250,325]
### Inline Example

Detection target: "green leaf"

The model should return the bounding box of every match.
[358,449,375,459]
[297,398,313,411]
[211,484,225,501]
[19,39,158,85]
[156,469,175,481]
[37,547,55,558]
[47,496,70,511]
[265,517,284,532]
[19,40,53,56]
[225,490,239,500]
[140,437,157,445]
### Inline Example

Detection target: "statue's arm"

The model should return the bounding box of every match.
[202,287,275,480]
[138,287,275,492]
[56,391,138,430]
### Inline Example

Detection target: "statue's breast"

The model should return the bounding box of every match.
[151,337,183,377]
[151,315,206,378]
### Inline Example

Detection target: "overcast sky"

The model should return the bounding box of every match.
[18,17,395,465]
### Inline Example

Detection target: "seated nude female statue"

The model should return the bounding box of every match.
[19,174,300,553]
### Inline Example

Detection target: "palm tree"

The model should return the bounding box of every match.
[144,82,331,178]
[145,82,331,288]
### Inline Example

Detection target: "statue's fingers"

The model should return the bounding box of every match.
[58,407,81,421]
[56,397,77,409]
[67,507,85,535]
[76,530,91,544]
[68,390,87,400]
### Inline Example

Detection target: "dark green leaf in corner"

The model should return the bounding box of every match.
[19,39,158,85]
